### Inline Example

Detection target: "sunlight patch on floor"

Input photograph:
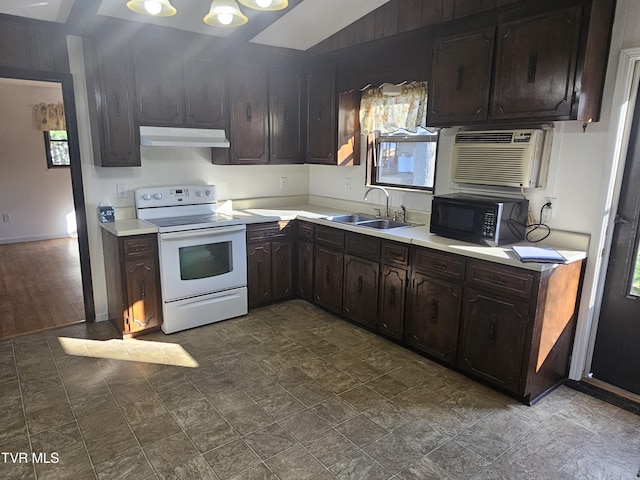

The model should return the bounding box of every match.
[57,337,199,368]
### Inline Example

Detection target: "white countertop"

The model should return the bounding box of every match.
[100,204,587,272]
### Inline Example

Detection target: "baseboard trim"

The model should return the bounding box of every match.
[0,234,77,244]
[566,378,640,416]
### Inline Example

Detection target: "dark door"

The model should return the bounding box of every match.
[272,240,293,301]
[269,67,303,164]
[343,255,379,328]
[591,86,640,395]
[378,265,407,340]
[247,242,271,306]
[297,240,314,301]
[314,247,343,314]
[184,56,227,128]
[306,64,337,164]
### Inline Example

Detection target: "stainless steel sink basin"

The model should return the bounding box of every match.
[329,213,421,230]
[330,213,378,223]
[357,219,415,229]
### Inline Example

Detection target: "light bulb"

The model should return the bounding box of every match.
[256,0,273,7]
[143,0,162,15]
[217,13,233,25]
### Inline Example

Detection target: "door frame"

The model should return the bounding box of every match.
[569,48,640,381]
[0,66,95,324]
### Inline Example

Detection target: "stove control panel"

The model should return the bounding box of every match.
[135,185,217,208]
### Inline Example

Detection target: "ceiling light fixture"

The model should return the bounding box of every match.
[126,0,177,17]
[126,0,289,28]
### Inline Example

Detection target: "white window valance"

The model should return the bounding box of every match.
[359,82,428,135]
[35,103,66,131]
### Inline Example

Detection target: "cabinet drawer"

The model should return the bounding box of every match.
[123,235,156,259]
[412,247,465,281]
[382,242,409,266]
[345,232,381,260]
[315,225,345,249]
[466,260,535,299]
[297,221,314,240]
[247,221,292,242]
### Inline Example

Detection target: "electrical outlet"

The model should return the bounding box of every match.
[345,177,352,190]
[280,177,288,190]
[116,184,128,199]
[2,213,11,223]
[542,196,556,222]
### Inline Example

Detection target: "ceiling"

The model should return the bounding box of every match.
[0,0,390,51]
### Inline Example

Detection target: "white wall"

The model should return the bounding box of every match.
[0,80,75,243]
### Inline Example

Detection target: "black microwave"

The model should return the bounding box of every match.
[430,193,529,246]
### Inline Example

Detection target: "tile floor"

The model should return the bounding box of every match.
[1,300,639,480]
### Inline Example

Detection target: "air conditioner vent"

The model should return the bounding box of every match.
[451,129,550,188]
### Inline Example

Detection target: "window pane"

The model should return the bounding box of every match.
[46,130,70,167]
[374,134,437,190]
[631,238,640,297]
[179,242,232,280]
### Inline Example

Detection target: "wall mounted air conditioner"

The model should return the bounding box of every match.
[451,128,551,188]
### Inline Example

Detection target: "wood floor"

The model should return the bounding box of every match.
[0,237,85,340]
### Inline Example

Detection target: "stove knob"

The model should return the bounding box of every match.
[205,190,213,197]
[196,190,203,197]
[153,193,162,200]
[142,194,151,201]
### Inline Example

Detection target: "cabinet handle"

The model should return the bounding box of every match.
[390,286,396,307]
[325,266,330,284]
[527,53,538,83]
[133,319,148,327]
[456,66,464,92]
[431,299,439,324]
[388,250,403,260]
[432,260,447,270]
[489,316,498,344]
[140,280,145,300]
[246,103,252,122]
[490,275,508,286]
[281,257,287,273]
[284,107,289,122]
[357,275,363,294]
[110,92,122,115]
[317,107,322,121]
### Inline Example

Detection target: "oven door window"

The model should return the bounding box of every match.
[179,241,232,281]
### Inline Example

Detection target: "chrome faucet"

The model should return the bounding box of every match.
[364,186,390,218]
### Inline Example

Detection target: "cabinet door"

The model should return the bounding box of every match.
[428,28,495,126]
[125,259,161,334]
[133,47,184,125]
[297,240,314,301]
[491,6,582,120]
[343,255,379,328]
[229,62,269,164]
[272,240,294,301]
[405,273,462,365]
[378,265,407,340]
[307,64,337,164]
[184,56,227,128]
[314,247,343,314]
[269,67,303,163]
[247,242,272,307]
[93,42,140,167]
[458,287,529,393]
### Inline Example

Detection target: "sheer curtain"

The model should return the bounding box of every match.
[34,103,66,131]
[359,82,428,135]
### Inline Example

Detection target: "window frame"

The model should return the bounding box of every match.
[44,130,70,168]
[366,132,439,193]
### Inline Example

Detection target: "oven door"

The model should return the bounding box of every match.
[158,224,247,302]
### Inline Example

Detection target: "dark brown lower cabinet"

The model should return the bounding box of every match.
[406,273,462,365]
[246,222,293,308]
[458,288,529,392]
[314,246,344,314]
[101,230,162,337]
[343,254,379,328]
[297,240,314,301]
[378,264,407,340]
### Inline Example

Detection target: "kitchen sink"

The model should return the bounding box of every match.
[329,213,378,223]
[329,213,421,230]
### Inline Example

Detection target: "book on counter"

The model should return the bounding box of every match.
[511,245,568,264]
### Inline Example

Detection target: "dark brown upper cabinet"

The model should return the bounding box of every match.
[228,61,269,164]
[269,66,304,164]
[133,46,184,126]
[428,28,495,125]
[184,56,228,129]
[306,62,337,164]
[427,0,614,126]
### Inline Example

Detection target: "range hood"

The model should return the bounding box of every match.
[139,126,230,148]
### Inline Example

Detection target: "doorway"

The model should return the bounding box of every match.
[0,67,94,338]
[590,80,640,396]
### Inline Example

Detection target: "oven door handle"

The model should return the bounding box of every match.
[160,224,246,241]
